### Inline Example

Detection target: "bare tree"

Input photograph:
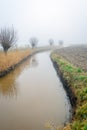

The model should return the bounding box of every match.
[29,37,38,48]
[59,40,63,46]
[0,27,17,54]
[49,39,54,46]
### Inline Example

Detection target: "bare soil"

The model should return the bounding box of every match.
[54,45,87,71]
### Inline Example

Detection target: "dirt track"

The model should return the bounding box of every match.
[54,45,87,71]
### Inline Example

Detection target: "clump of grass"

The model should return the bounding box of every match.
[76,103,87,120]
[51,53,87,130]
[0,49,32,72]
[74,75,87,81]
[77,68,82,73]
[72,120,87,130]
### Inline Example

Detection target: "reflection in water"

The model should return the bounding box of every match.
[0,57,32,97]
[30,55,38,67]
[0,74,18,97]
[0,52,71,130]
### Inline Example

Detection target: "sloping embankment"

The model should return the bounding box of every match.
[0,47,52,78]
[51,45,87,130]
[0,50,36,78]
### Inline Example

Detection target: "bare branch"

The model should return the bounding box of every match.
[29,37,38,48]
[59,40,63,46]
[49,39,54,46]
[0,26,17,54]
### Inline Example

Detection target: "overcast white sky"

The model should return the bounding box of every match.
[0,0,87,46]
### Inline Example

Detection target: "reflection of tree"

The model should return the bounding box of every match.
[0,58,30,97]
[30,56,38,67]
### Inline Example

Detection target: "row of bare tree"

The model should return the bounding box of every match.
[49,39,63,46]
[0,27,63,54]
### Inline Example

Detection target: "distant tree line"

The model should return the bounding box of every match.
[0,26,64,55]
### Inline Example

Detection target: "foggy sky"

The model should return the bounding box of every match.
[0,0,87,46]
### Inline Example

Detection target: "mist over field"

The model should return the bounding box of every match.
[0,0,87,46]
[0,1,87,130]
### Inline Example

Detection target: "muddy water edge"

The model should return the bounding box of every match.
[0,52,72,130]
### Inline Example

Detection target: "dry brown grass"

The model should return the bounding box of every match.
[0,49,32,72]
[62,124,71,130]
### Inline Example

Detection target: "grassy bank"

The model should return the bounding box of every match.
[0,49,32,74]
[51,53,87,130]
[0,46,54,77]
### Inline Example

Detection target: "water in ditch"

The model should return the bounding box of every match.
[0,52,71,130]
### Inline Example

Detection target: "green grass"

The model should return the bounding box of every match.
[72,120,87,130]
[51,53,87,130]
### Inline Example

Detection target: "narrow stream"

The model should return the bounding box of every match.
[0,52,71,130]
